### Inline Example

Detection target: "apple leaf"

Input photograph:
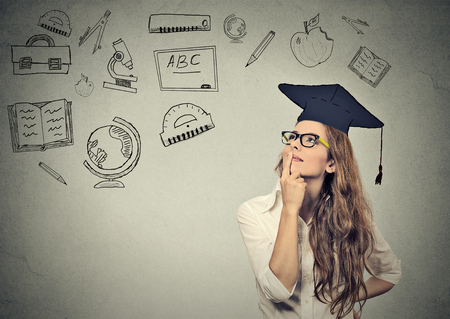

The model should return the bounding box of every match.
[308,14,319,28]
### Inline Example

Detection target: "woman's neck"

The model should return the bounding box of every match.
[298,176,324,223]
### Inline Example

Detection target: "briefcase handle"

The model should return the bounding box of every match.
[25,34,55,47]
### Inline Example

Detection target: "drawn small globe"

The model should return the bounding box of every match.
[87,125,132,170]
[226,17,246,37]
[224,15,247,43]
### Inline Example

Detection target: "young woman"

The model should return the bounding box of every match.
[237,84,401,319]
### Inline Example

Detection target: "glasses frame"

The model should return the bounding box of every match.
[281,131,330,149]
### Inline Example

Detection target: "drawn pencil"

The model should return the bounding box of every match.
[38,162,67,185]
[245,30,275,67]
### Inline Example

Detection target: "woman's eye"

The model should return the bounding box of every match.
[288,134,296,140]
[306,137,316,143]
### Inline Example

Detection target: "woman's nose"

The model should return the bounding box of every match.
[290,137,301,150]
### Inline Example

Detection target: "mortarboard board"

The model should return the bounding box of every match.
[278,83,383,135]
[278,83,384,184]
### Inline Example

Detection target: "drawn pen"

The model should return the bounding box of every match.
[245,30,276,67]
[38,162,67,185]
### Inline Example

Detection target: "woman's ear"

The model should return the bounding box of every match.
[326,159,336,174]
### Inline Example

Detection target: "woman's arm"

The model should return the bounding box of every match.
[269,152,307,292]
[357,276,395,301]
[269,207,300,291]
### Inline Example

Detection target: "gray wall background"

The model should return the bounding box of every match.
[1,0,449,318]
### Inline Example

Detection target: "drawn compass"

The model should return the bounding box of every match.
[79,10,111,54]
[160,103,215,147]
[38,10,72,37]
[342,16,369,35]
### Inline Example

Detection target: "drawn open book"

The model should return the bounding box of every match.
[348,46,391,88]
[7,99,73,152]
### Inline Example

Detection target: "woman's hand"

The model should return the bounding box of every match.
[280,152,307,215]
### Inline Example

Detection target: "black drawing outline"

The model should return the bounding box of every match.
[245,30,275,67]
[7,99,73,153]
[342,16,369,35]
[148,14,211,33]
[160,103,215,147]
[75,74,95,97]
[348,46,391,88]
[39,162,67,185]
[290,14,334,68]
[223,14,247,43]
[154,45,218,92]
[38,10,72,37]
[79,10,111,54]
[83,117,141,189]
[11,34,71,75]
[103,39,138,93]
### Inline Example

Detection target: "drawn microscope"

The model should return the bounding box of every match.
[103,39,138,93]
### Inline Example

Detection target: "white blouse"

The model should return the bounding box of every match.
[237,181,401,319]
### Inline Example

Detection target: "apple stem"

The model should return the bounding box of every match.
[304,21,309,34]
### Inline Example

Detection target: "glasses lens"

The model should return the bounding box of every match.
[301,134,317,147]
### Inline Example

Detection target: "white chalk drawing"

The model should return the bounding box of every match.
[154,46,218,92]
[39,162,67,185]
[79,10,111,54]
[38,10,72,37]
[7,99,73,153]
[348,46,391,88]
[342,16,369,35]
[160,103,215,147]
[148,14,211,33]
[11,34,71,75]
[290,14,334,68]
[245,30,275,67]
[223,14,247,43]
[75,74,94,97]
[84,117,141,189]
[103,39,138,93]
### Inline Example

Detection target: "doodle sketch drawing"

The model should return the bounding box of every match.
[103,38,138,93]
[148,14,211,33]
[223,14,247,43]
[11,34,71,75]
[154,46,218,92]
[7,99,73,153]
[38,10,72,37]
[348,46,391,88]
[290,14,334,68]
[83,117,141,188]
[160,103,215,147]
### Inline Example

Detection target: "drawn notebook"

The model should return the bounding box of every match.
[8,99,73,152]
[348,46,391,88]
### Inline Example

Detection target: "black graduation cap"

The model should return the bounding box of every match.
[278,83,383,135]
[278,83,384,184]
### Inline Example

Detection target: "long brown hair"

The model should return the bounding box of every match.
[275,124,375,319]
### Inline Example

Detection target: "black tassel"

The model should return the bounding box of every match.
[375,165,383,185]
[375,127,383,185]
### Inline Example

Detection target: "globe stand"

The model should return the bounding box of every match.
[94,179,125,189]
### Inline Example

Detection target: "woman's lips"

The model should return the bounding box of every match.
[291,154,303,162]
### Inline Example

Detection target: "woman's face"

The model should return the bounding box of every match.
[282,120,335,179]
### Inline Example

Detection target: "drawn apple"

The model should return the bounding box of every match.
[290,23,334,68]
[75,74,94,97]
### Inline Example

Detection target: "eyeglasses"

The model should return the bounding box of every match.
[281,131,330,149]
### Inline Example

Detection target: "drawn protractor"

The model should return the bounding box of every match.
[38,10,72,37]
[160,103,215,147]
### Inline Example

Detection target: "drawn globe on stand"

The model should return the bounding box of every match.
[83,117,141,188]
[224,14,247,43]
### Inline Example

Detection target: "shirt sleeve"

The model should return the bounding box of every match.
[237,202,296,302]
[366,223,402,285]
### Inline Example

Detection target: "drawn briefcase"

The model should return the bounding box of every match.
[11,34,71,75]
